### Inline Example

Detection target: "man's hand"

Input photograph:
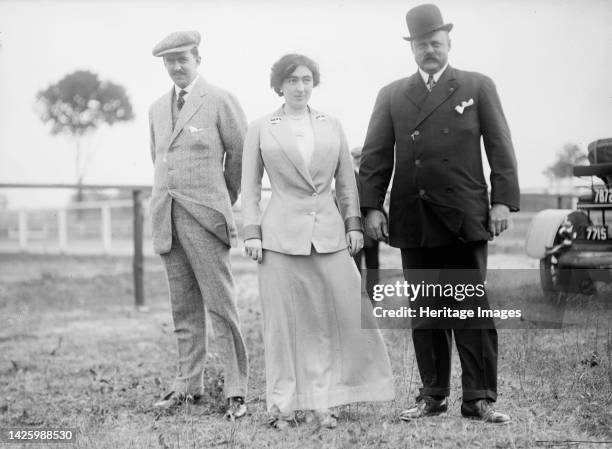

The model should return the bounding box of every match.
[365,209,389,242]
[244,238,263,263]
[346,230,364,257]
[489,203,510,239]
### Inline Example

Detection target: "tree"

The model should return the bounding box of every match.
[36,70,134,200]
[543,143,588,182]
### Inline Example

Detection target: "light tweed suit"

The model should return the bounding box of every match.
[149,76,249,398]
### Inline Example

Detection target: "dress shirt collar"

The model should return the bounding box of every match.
[174,74,199,98]
[418,63,448,86]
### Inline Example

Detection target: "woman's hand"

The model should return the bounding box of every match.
[346,230,364,257]
[244,238,263,263]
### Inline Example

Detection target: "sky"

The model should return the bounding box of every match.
[1,0,611,208]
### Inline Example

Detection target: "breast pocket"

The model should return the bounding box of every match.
[450,102,479,136]
[182,127,211,151]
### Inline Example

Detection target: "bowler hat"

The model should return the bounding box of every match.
[403,4,453,41]
[152,30,201,57]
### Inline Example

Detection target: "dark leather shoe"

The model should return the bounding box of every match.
[399,395,448,421]
[461,399,511,424]
[224,396,247,420]
[153,391,200,410]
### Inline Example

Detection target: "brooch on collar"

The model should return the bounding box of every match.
[454,98,474,115]
[270,116,282,124]
[314,114,326,121]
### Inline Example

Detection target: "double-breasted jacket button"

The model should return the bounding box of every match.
[419,189,426,197]
[312,192,318,197]
[415,159,421,166]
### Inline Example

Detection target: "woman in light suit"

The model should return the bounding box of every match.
[242,54,394,429]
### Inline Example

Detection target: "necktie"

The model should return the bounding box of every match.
[177,90,187,111]
[427,74,436,92]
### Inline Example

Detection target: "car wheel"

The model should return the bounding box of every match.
[539,211,589,298]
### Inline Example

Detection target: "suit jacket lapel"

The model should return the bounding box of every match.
[404,73,429,110]
[269,107,315,188]
[168,77,207,147]
[308,108,334,183]
[157,89,174,150]
[413,66,459,130]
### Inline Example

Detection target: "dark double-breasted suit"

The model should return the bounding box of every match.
[360,66,520,402]
[360,66,519,248]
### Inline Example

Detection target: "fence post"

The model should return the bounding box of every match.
[18,210,28,250]
[101,204,112,254]
[58,209,67,252]
[132,190,145,309]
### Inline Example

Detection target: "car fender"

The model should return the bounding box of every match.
[525,209,578,259]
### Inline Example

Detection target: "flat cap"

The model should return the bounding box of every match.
[152,30,201,57]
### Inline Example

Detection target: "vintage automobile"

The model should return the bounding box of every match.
[526,139,612,296]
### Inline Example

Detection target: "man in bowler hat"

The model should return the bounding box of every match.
[148,30,249,419]
[359,4,519,423]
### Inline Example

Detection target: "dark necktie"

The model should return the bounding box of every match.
[427,74,436,92]
[177,90,187,111]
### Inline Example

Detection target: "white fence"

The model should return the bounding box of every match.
[0,199,152,255]
[0,198,536,255]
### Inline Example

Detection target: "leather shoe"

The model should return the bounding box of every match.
[224,396,247,420]
[153,391,200,410]
[461,399,511,424]
[399,395,448,421]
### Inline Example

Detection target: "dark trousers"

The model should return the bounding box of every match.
[353,241,380,300]
[401,241,498,402]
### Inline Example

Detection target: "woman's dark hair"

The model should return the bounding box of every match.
[270,54,320,97]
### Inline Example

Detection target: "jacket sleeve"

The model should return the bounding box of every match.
[219,92,248,206]
[478,76,520,211]
[240,120,265,240]
[333,118,363,233]
[359,84,396,213]
[149,107,155,164]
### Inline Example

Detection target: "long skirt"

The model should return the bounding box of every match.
[258,248,395,413]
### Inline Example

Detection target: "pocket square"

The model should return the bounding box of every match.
[455,98,474,115]
[188,126,203,133]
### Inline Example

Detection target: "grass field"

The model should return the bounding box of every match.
[0,249,611,449]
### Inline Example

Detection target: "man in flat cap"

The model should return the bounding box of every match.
[149,30,249,419]
[359,4,519,423]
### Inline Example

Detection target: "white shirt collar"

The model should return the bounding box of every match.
[174,74,199,98]
[418,63,449,86]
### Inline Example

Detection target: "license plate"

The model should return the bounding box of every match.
[585,225,609,240]
[594,188,612,204]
